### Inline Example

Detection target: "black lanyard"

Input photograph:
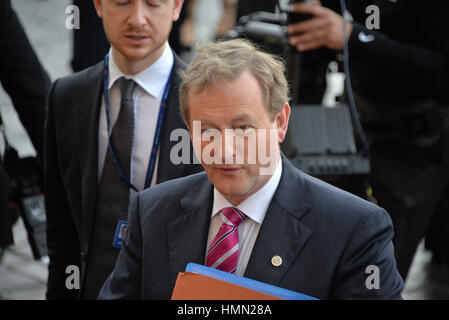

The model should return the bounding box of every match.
[103,52,174,191]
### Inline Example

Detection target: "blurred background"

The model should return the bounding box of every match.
[1,0,448,299]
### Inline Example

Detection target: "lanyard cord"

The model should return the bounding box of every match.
[103,53,174,191]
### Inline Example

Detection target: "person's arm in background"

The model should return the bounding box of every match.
[0,0,50,159]
[44,80,81,300]
[286,1,449,101]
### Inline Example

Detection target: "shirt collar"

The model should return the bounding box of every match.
[212,157,283,224]
[108,42,174,98]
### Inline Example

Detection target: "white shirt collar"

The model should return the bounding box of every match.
[108,42,174,98]
[212,157,283,224]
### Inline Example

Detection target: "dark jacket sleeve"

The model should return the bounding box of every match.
[330,207,404,299]
[98,193,143,300]
[44,80,81,300]
[347,2,449,102]
[0,0,50,158]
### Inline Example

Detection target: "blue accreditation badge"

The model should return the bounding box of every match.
[113,220,129,249]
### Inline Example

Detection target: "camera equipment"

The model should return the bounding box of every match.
[285,0,315,104]
[223,0,371,197]
[0,114,47,260]
[226,11,286,55]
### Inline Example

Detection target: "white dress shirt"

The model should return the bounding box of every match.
[98,42,174,191]
[206,158,283,276]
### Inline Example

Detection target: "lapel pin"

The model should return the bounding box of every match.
[271,255,283,267]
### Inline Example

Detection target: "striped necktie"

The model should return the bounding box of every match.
[206,207,247,274]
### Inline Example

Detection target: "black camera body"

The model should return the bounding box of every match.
[287,0,314,25]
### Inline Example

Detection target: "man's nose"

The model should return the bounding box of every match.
[222,130,236,163]
[127,1,147,28]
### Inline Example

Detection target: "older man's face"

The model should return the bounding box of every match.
[188,70,290,206]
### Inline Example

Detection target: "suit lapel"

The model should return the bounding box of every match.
[157,54,189,183]
[244,155,313,286]
[73,62,103,249]
[166,174,213,287]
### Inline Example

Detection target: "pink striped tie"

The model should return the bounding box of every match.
[206,207,247,274]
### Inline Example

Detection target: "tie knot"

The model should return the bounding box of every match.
[117,77,136,99]
[220,207,247,227]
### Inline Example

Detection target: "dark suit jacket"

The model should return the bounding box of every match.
[98,155,403,300]
[44,54,202,299]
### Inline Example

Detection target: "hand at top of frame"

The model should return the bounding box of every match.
[286,0,353,52]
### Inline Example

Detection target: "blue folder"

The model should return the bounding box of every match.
[185,263,318,300]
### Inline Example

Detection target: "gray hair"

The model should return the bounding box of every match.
[179,38,290,125]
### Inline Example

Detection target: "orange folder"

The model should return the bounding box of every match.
[171,271,282,300]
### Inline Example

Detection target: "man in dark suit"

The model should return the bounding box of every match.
[99,39,403,299]
[44,0,202,299]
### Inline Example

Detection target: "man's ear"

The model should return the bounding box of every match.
[172,0,185,22]
[93,0,103,18]
[275,102,290,144]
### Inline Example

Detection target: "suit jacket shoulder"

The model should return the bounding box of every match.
[277,161,403,299]
[301,170,390,227]
[137,171,210,221]
[50,62,103,106]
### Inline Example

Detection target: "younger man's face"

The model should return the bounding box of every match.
[93,0,183,65]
